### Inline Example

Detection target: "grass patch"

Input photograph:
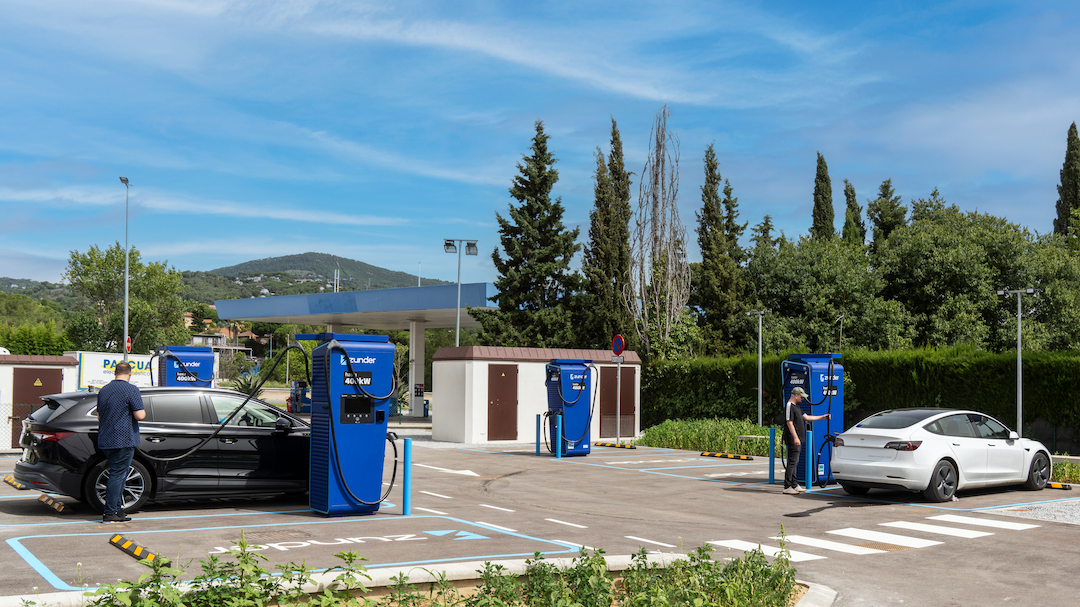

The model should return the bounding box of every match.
[635,418,776,456]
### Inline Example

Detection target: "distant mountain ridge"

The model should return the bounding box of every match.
[209,252,447,289]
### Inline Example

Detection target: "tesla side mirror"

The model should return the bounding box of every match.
[1008,431,1019,440]
[275,417,293,433]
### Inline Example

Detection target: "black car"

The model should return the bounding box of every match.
[14,387,310,513]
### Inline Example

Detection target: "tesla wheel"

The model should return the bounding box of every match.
[83,459,151,514]
[1022,452,1050,491]
[840,483,869,496]
[922,460,957,502]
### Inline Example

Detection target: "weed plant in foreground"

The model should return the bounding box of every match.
[62,531,799,607]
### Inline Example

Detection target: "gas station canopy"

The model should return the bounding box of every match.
[214,283,496,330]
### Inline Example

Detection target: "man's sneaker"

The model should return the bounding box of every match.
[783,487,799,495]
[102,513,131,523]
[796,485,808,493]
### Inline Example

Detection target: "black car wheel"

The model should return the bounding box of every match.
[83,459,151,514]
[922,460,957,502]
[1022,452,1050,491]
[840,483,869,496]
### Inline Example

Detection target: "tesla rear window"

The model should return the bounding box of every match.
[856,409,944,429]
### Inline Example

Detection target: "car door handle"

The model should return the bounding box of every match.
[147,437,165,443]
[220,438,238,444]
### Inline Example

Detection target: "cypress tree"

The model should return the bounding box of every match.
[866,178,906,255]
[1054,122,1080,236]
[841,179,866,245]
[810,152,835,240]
[471,121,581,347]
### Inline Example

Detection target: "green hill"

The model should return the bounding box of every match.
[209,252,448,290]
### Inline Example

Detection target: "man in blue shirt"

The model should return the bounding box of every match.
[96,361,146,522]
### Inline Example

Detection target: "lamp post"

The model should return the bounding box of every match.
[997,287,1038,436]
[444,239,477,346]
[747,310,768,426]
[119,177,131,362]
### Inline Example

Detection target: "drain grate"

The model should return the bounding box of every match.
[241,530,312,542]
[857,542,911,552]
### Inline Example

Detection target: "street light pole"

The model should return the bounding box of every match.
[119,177,131,362]
[997,287,1038,436]
[747,310,768,426]
[444,239,478,347]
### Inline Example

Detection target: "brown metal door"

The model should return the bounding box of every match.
[487,364,518,440]
[11,367,63,447]
[600,366,636,438]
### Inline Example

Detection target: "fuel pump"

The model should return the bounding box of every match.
[304,332,399,516]
[780,353,844,487]
[151,345,216,387]
[544,359,596,457]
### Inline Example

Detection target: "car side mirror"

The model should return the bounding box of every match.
[1008,431,1019,440]
[275,417,293,433]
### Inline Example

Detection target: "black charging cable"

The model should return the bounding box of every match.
[321,339,398,506]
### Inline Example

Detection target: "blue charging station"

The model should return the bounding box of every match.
[290,380,312,413]
[782,353,844,486]
[545,359,594,457]
[155,345,216,387]
[305,332,396,516]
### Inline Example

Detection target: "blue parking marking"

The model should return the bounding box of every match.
[0,502,394,528]
[8,515,575,591]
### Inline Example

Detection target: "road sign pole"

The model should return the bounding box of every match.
[616,359,622,445]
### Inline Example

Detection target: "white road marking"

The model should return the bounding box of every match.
[414,507,448,515]
[546,518,587,528]
[480,504,515,512]
[770,535,885,555]
[606,459,698,465]
[927,514,1040,530]
[625,536,676,548]
[827,528,942,548]
[415,464,479,477]
[709,540,826,562]
[419,491,452,499]
[881,521,993,538]
[476,521,516,532]
[704,472,756,478]
[552,540,597,551]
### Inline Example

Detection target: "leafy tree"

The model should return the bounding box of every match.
[1054,122,1080,236]
[866,179,906,256]
[471,121,581,347]
[0,322,68,355]
[580,119,633,349]
[841,179,865,245]
[810,152,834,240]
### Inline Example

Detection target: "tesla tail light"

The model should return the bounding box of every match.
[832,437,844,447]
[32,431,75,442]
[884,441,922,451]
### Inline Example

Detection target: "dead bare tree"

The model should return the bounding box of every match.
[623,105,691,360]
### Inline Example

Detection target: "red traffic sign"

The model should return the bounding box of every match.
[612,334,625,356]
[125,336,131,353]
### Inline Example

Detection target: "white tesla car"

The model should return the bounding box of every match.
[831,409,1051,502]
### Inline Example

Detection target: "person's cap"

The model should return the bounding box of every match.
[791,387,809,398]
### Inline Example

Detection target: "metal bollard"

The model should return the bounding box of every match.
[806,430,814,489]
[556,414,563,459]
[536,414,541,456]
[768,427,776,485]
[403,437,412,516]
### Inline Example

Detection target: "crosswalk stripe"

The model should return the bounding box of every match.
[881,521,993,538]
[771,535,886,555]
[827,528,943,548]
[708,540,826,562]
[927,514,1040,530]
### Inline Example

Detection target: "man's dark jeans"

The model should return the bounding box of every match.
[102,447,135,516]
[784,441,802,489]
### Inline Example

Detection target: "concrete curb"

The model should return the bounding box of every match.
[0,553,838,607]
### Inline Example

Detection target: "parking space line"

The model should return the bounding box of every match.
[708,540,825,562]
[420,491,452,499]
[927,514,1040,530]
[480,504,515,512]
[546,518,587,528]
[880,521,993,538]
[475,521,516,532]
[625,535,676,548]
[827,528,943,548]
[552,540,595,550]
[414,507,447,515]
[770,535,885,555]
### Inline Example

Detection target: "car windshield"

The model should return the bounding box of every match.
[855,409,944,429]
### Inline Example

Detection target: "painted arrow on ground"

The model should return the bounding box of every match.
[414,464,480,477]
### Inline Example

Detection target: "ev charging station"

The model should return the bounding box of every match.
[304,333,397,516]
[155,345,216,387]
[782,353,844,486]
[544,359,594,456]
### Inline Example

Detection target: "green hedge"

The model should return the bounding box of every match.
[642,347,1080,431]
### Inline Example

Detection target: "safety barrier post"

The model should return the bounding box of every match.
[403,438,412,516]
[768,428,775,485]
[805,430,814,489]
[536,414,541,456]
[556,415,563,459]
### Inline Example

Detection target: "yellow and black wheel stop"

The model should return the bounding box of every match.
[109,535,169,564]
[594,442,636,449]
[701,452,754,460]
[37,494,66,513]
[3,475,27,490]
[1048,482,1073,490]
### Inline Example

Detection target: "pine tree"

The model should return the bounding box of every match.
[866,179,906,255]
[841,179,865,245]
[1054,122,1080,236]
[810,152,835,240]
[750,215,777,250]
[470,121,581,347]
[581,119,633,348]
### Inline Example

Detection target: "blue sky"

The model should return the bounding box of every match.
[1,1,1078,285]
